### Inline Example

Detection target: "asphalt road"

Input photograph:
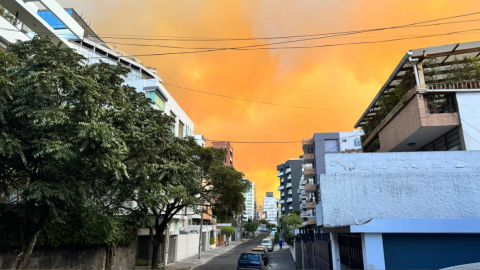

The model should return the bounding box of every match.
[195,232,296,270]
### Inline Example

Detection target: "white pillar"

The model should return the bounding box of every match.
[361,233,386,270]
[330,233,341,270]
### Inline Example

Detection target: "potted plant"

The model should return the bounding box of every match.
[210,237,216,249]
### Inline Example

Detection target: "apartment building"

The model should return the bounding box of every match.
[211,141,234,166]
[0,0,194,138]
[296,41,480,270]
[299,130,363,226]
[277,158,303,216]
[243,179,256,221]
[0,1,205,265]
[263,193,278,226]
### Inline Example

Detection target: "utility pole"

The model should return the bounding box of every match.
[198,206,204,259]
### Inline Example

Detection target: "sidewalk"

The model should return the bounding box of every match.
[161,241,243,270]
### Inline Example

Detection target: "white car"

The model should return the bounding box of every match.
[261,239,273,252]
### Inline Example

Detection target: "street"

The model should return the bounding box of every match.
[195,232,295,270]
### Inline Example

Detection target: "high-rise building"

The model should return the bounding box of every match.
[300,130,363,226]
[277,158,303,216]
[211,141,233,167]
[263,194,278,226]
[243,179,256,220]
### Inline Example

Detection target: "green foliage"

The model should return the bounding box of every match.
[274,232,279,245]
[280,213,302,245]
[0,6,16,25]
[210,237,215,245]
[266,224,275,230]
[243,221,259,233]
[221,226,235,236]
[0,37,157,260]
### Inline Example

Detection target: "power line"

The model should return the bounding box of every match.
[162,83,363,113]
[97,12,480,42]
[88,28,480,58]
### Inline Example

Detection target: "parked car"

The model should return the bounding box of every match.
[252,246,269,265]
[237,252,265,270]
[261,238,273,252]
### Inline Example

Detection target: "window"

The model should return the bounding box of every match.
[342,139,347,143]
[38,9,73,29]
[178,121,184,137]
[354,138,361,147]
[149,91,165,111]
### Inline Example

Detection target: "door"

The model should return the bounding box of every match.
[168,235,177,263]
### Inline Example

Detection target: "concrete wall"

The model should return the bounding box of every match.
[320,151,480,227]
[457,92,480,150]
[0,244,136,270]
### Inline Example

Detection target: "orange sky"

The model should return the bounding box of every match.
[58,0,480,206]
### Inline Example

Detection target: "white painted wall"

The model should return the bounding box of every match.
[125,79,194,137]
[0,16,30,46]
[176,233,200,261]
[339,129,364,152]
[361,233,385,270]
[457,92,480,150]
[320,151,480,227]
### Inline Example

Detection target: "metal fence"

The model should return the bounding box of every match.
[296,228,332,270]
[338,233,363,269]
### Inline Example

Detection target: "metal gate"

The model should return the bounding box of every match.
[314,230,332,270]
[338,233,363,269]
[168,235,177,263]
[295,235,303,270]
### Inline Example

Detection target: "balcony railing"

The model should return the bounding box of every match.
[304,168,315,176]
[279,200,285,204]
[278,186,284,191]
[307,216,316,225]
[287,198,293,203]
[303,153,314,161]
[288,190,292,195]
[277,171,284,177]
[281,192,284,197]
[306,201,316,209]
[289,206,293,210]
[305,184,317,193]
[286,168,292,174]
[281,178,284,183]
[426,93,456,114]
[287,175,292,180]
[286,183,292,189]
[302,138,313,145]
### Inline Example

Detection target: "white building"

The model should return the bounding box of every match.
[296,41,480,270]
[263,195,278,226]
[243,179,256,221]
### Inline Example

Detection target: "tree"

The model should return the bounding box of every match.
[129,139,248,269]
[280,213,302,245]
[243,221,259,238]
[0,37,160,269]
[274,232,279,245]
[221,226,234,246]
[0,6,16,25]
[266,224,275,230]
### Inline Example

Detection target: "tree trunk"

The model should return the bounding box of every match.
[151,242,160,269]
[13,231,40,270]
[105,246,114,270]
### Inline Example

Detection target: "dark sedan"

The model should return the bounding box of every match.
[237,252,265,270]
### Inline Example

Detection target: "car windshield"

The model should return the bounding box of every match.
[240,253,260,261]
[262,240,271,244]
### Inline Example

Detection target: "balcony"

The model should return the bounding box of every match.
[287,198,293,203]
[287,175,292,180]
[277,207,281,211]
[286,183,292,189]
[303,153,314,162]
[288,190,292,195]
[289,206,293,210]
[305,184,317,193]
[280,177,284,183]
[300,192,307,200]
[281,192,284,197]
[307,216,316,225]
[306,201,316,209]
[278,186,284,191]
[304,168,315,176]
[279,200,285,204]
[277,171,284,177]
[282,207,285,211]
[286,168,292,174]
[300,210,312,218]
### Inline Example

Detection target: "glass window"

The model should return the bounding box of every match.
[149,91,165,111]
[354,138,361,147]
[434,136,447,151]
[38,9,73,29]
[178,121,184,137]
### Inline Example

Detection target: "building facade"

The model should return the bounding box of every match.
[211,141,234,166]
[243,179,256,221]
[263,194,278,226]
[277,158,303,216]
[296,41,480,270]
